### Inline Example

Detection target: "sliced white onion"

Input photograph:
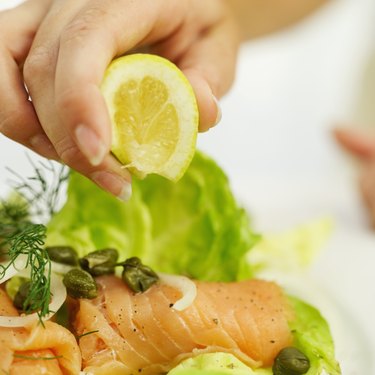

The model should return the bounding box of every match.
[157,273,197,311]
[0,254,28,284]
[0,272,67,328]
[50,260,75,275]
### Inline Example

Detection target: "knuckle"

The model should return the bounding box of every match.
[0,110,21,138]
[57,142,84,167]
[61,7,109,46]
[23,45,55,84]
[58,145,80,166]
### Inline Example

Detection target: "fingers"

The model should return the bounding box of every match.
[53,0,187,165]
[333,127,375,160]
[53,0,237,154]
[0,48,58,160]
[0,0,52,62]
[0,0,58,160]
[179,11,240,131]
[23,0,132,200]
[21,0,239,198]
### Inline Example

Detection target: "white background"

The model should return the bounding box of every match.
[1,0,375,373]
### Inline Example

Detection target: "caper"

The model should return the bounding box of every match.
[79,248,118,276]
[63,269,98,299]
[46,246,79,266]
[13,281,42,311]
[272,347,310,375]
[121,257,159,293]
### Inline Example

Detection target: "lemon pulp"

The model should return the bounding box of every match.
[101,54,198,181]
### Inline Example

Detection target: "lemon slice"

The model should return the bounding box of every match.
[101,54,199,181]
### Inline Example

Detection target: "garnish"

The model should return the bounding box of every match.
[158,273,197,311]
[77,329,99,339]
[272,347,310,375]
[46,246,79,266]
[13,353,63,361]
[79,248,118,276]
[5,158,68,222]
[0,223,51,321]
[13,281,40,311]
[121,257,159,293]
[0,159,69,324]
[63,269,98,299]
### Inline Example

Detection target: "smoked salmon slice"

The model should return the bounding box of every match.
[75,276,293,374]
[0,289,81,375]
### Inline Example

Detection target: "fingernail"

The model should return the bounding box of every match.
[91,171,132,201]
[212,95,222,126]
[75,124,107,166]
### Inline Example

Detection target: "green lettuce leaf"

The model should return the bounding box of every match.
[45,171,152,259]
[46,151,258,281]
[168,353,269,375]
[289,297,341,375]
[238,218,333,280]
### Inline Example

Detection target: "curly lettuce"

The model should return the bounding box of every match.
[46,151,258,281]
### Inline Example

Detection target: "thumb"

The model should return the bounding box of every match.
[333,127,375,161]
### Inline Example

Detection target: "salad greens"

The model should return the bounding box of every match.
[289,297,341,375]
[45,150,340,374]
[237,217,333,280]
[168,353,269,375]
[46,151,259,281]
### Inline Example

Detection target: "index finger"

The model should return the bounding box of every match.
[54,0,186,166]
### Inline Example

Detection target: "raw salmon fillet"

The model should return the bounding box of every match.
[0,288,81,375]
[75,276,293,374]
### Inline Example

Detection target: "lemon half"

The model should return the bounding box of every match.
[101,54,199,181]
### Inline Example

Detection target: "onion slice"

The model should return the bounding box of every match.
[0,272,67,328]
[50,260,75,275]
[0,255,28,284]
[157,273,197,311]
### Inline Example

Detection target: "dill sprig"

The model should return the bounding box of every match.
[0,156,69,323]
[6,157,68,222]
[13,353,63,361]
[76,329,99,339]
[0,199,30,252]
[0,223,51,322]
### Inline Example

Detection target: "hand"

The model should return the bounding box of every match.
[0,0,239,200]
[334,128,375,228]
[0,0,55,158]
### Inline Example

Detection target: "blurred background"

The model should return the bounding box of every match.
[198,1,375,371]
[1,0,375,372]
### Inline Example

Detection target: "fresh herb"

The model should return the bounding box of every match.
[13,281,42,311]
[0,158,69,322]
[5,158,68,222]
[0,223,51,321]
[0,199,30,250]
[13,354,63,361]
[0,198,29,225]
[77,329,99,339]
